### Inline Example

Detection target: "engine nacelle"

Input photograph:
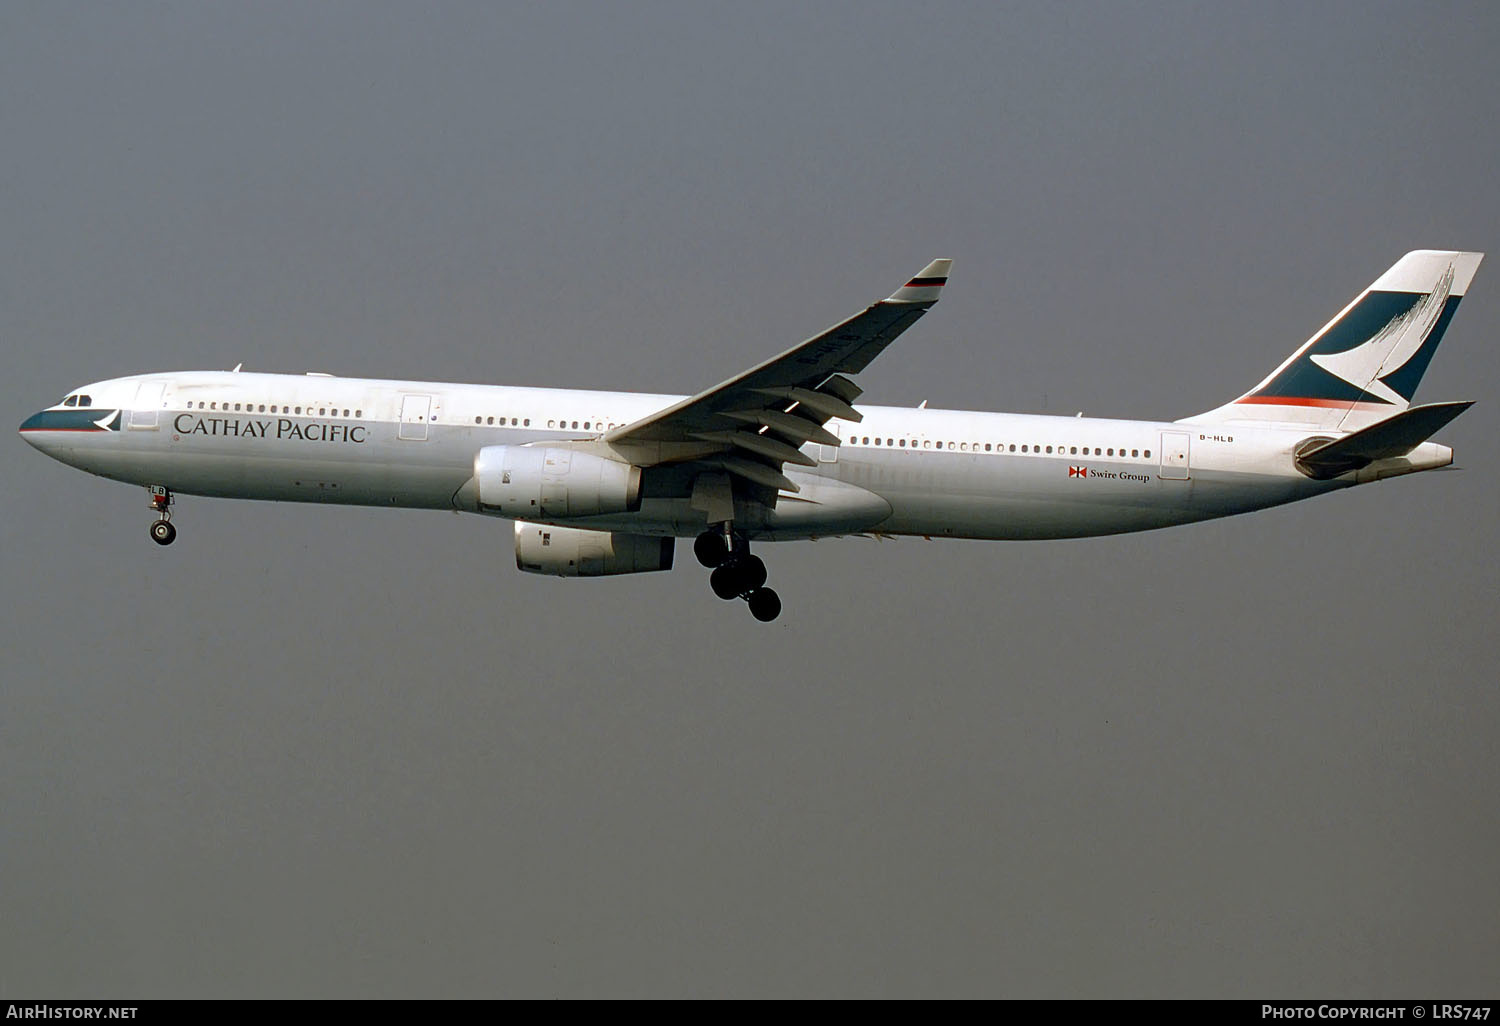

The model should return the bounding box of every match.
[514,522,675,577]
[475,445,642,519]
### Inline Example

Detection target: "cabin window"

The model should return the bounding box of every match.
[571,421,579,429]
[1132,449,1139,457]
[356,410,363,418]
[584,422,591,430]
[548,420,555,428]
[319,408,326,415]
[512,418,518,426]
[523,419,530,426]
[1107,448,1114,456]
[1144,449,1151,458]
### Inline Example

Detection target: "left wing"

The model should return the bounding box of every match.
[606,258,952,492]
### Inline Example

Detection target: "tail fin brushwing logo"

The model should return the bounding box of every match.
[1308,263,1454,406]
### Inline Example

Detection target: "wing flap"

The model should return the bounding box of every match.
[690,429,818,467]
[715,455,799,493]
[720,409,841,447]
[752,386,863,423]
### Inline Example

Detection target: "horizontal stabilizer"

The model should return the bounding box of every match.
[1296,401,1473,478]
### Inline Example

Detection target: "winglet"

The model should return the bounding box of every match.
[886,259,953,304]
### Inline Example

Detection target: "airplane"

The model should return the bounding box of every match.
[19,249,1483,622]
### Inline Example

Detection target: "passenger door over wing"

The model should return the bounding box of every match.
[399,394,432,441]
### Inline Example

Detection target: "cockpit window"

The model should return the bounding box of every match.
[78,395,92,407]
[63,395,78,407]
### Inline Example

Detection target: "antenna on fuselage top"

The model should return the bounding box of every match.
[232,363,243,373]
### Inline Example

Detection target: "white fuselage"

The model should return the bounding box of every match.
[22,369,1453,542]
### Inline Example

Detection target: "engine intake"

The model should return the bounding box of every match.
[475,445,642,519]
[514,522,674,577]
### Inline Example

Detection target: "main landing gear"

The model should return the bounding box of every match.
[694,527,782,622]
[147,486,177,546]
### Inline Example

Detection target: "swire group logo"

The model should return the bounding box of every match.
[1068,466,1089,478]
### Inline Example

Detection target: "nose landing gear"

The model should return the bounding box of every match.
[148,486,176,546]
[695,526,781,622]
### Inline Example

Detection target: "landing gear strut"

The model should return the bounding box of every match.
[148,486,176,546]
[695,526,781,622]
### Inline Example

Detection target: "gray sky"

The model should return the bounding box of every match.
[3,1,1497,998]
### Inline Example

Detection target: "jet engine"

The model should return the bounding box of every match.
[514,522,675,577]
[474,445,641,519]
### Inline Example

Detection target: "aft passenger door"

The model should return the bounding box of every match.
[398,394,432,440]
[1158,431,1190,480]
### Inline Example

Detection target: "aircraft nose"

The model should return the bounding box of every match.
[19,411,48,450]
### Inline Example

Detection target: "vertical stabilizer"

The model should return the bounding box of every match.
[1184,250,1483,431]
